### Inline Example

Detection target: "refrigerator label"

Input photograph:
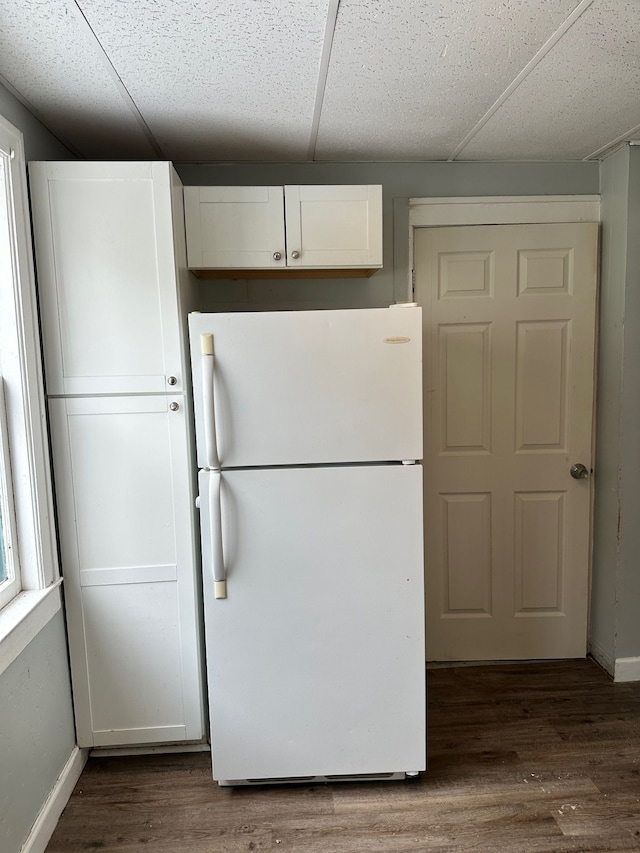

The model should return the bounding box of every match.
[383,336,411,344]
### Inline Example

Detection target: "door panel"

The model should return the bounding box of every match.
[189,307,422,468]
[184,185,285,269]
[49,395,203,746]
[516,321,569,450]
[284,185,382,268]
[29,162,182,396]
[439,323,492,453]
[82,582,186,746]
[415,222,598,661]
[199,464,425,781]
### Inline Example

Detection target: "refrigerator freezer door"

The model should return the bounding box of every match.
[198,464,425,782]
[189,307,422,468]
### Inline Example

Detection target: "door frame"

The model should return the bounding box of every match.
[407,195,601,662]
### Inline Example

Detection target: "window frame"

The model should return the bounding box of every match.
[0,112,60,668]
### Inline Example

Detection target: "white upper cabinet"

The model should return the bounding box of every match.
[284,185,382,269]
[184,184,382,274]
[29,162,185,396]
[184,186,286,270]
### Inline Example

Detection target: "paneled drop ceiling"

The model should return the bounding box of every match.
[0,0,638,162]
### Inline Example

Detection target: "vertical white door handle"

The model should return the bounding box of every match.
[201,334,220,470]
[209,471,226,599]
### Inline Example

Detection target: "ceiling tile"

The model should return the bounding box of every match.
[77,0,327,161]
[0,0,156,158]
[459,0,640,160]
[315,0,579,161]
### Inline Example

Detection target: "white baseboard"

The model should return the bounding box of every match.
[20,745,88,853]
[614,656,640,682]
[589,640,615,677]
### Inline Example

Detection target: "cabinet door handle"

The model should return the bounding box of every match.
[273,251,282,261]
[290,250,300,260]
[169,401,179,412]
[167,375,178,386]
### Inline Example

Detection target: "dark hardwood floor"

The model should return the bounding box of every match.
[46,660,640,852]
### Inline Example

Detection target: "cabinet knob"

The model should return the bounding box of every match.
[169,402,179,412]
[273,251,282,261]
[167,375,178,386]
[290,250,300,260]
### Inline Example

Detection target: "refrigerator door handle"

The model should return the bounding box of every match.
[209,470,227,599]
[201,334,221,470]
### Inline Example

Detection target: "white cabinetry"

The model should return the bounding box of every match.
[48,396,202,746]
[184,184,382,276]
[29,161,204,749]
[30,162,185,396]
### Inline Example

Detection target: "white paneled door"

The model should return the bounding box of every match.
[415,223,598,661]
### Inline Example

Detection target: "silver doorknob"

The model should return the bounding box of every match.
[570,463,589,480]
[273,251,282,261]
[290,250,300,259]
[167,375,177,386]
[169,402,179,412]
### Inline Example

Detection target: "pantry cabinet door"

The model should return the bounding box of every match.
[29,162,183,396]
[284,185,382,268]
[49,395,204,747]
[184,185,285,269]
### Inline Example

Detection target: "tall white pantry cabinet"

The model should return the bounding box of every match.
[29,161,205,748]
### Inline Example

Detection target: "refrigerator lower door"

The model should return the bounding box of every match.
[198,464,425,783]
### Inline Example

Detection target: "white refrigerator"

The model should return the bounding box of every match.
[189,306,425,785]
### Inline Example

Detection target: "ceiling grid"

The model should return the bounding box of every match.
[0,0,637,161]
[447,0,596,160]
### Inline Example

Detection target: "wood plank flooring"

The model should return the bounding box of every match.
[46,660,640,852]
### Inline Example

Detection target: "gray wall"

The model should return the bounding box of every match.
[596,146,640,664]
[0,80,76,853]
[0,614,76,852]
[591,147,628,669]
[0,82,72,162]
[175,161,598,312]
[617,150,640,658]
[591,145,640,671]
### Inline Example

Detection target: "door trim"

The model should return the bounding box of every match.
[409,195,600,226]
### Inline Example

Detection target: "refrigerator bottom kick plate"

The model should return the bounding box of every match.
[217,771,420,787]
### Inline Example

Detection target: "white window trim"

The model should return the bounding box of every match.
[0,581,62,677]
[0,113,61,666]
[0,375,21,609]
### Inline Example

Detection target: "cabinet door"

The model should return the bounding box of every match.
[184,186,285,269]
[49,395,204,748]
[29,162,183,396]
[284,185,382,268]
